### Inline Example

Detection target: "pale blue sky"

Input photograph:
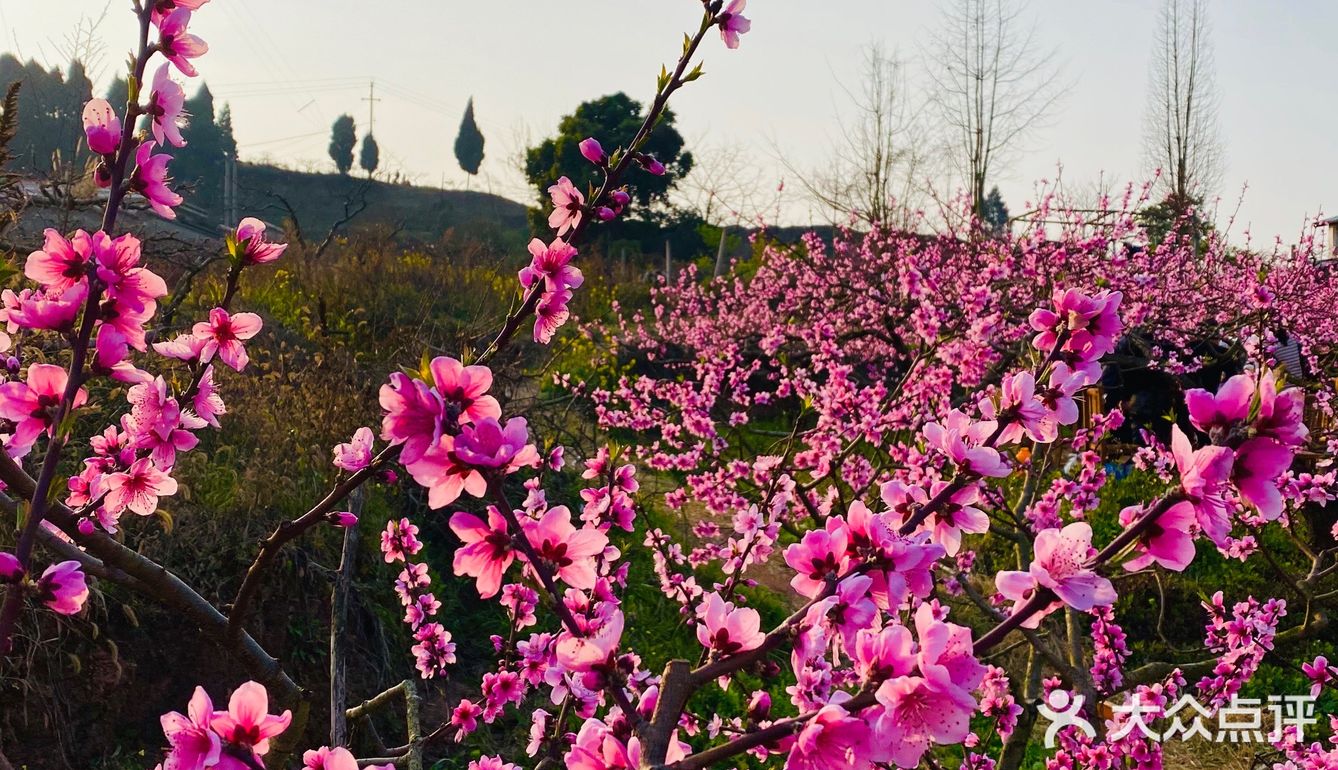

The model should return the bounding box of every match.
[1,1,1332,242]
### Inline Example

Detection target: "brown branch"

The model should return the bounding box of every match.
[0,453,303,702]
[227,447,394,642]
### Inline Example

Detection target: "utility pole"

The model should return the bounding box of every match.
[362,80,381,135]
[713,227,728,278]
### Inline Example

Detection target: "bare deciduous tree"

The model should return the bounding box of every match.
[677,139,766,226]
[1142,0,1221,210]
[926,0,1066,219]
[791,44,930,229]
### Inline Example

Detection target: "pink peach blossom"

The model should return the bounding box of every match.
[82,99,121,155]
[192,308,262,371]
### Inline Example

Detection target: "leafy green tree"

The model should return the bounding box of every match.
[329,114,356,175]
[359,133,379,177]
[524,92,692,238]
[454,97,485,176]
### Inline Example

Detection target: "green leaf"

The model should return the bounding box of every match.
[683,62,705,83]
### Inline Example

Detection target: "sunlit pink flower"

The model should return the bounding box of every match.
[429,356,501,426]
[784,517,850,597]
[995,522,1115,628]
[82,99,121,155]
[380,518,422,563]
[131,141,183,219]
[914,603,986,694]
[547,176,584,236]
[379,372,444,465]
[0,363,88,449]
[1185,374,1253,433]
[333,427,374,472]
[36,561,88,615]
[717,0,752,49]
[104,457,178,516]
[209,681,291,757]
[233,217,288,265]
[156,9,208,77]
[153,333,210,362]
[522,506,608,590]
[872,673,975,769]
[93,231,168,316]
[533,288,572,344]
[696,591,764,654]
[449,508,515,598]
[4,283,88,333]
[147,63,187,147]
[1302,656,1336,698]
[556,609,623,672]
[853,624,916,683]
[923,410,1009,478]
[454,416,541,471]
[1231,437,1291,520]
[1029,288,1123,363]
[982,371,1050,444]
[161,686,220,770]
[788,701,868,770]
[820,574,877,651]
[1170,424,1235,545]
[469,756,519,770]
[924,481,989,556]
[1254,371,1307,447]
[520,238,583,294]
[405,434,487,509]
[302,746,358,770]
[193,307,262,371]
[1120,501,1196,572]
[26,228,92,292]
[193,366,226,428]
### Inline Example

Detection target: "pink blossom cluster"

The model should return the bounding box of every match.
[381,517,456,679]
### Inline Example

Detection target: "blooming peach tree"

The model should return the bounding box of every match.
[1,2,1337,770]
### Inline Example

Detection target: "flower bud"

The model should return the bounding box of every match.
[328,511,359,528]
[94,162,114,189]
[0,552,23,583]
[637,153,665,176]
[82,99,121,156]
[597,206,616,221]
[578,137,607,166]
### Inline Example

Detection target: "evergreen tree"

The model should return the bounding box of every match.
[454,97,485,176]
[981,186,1009,236]
[0,55,93,174]
[329,114,356,174]
[105,76,129,112]
[174,82,225,210]
[359,133,379,176]
[217,103,238,158]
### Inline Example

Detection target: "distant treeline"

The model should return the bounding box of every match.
[0,54,237,216]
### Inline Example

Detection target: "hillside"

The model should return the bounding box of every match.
[236,164,529,244]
